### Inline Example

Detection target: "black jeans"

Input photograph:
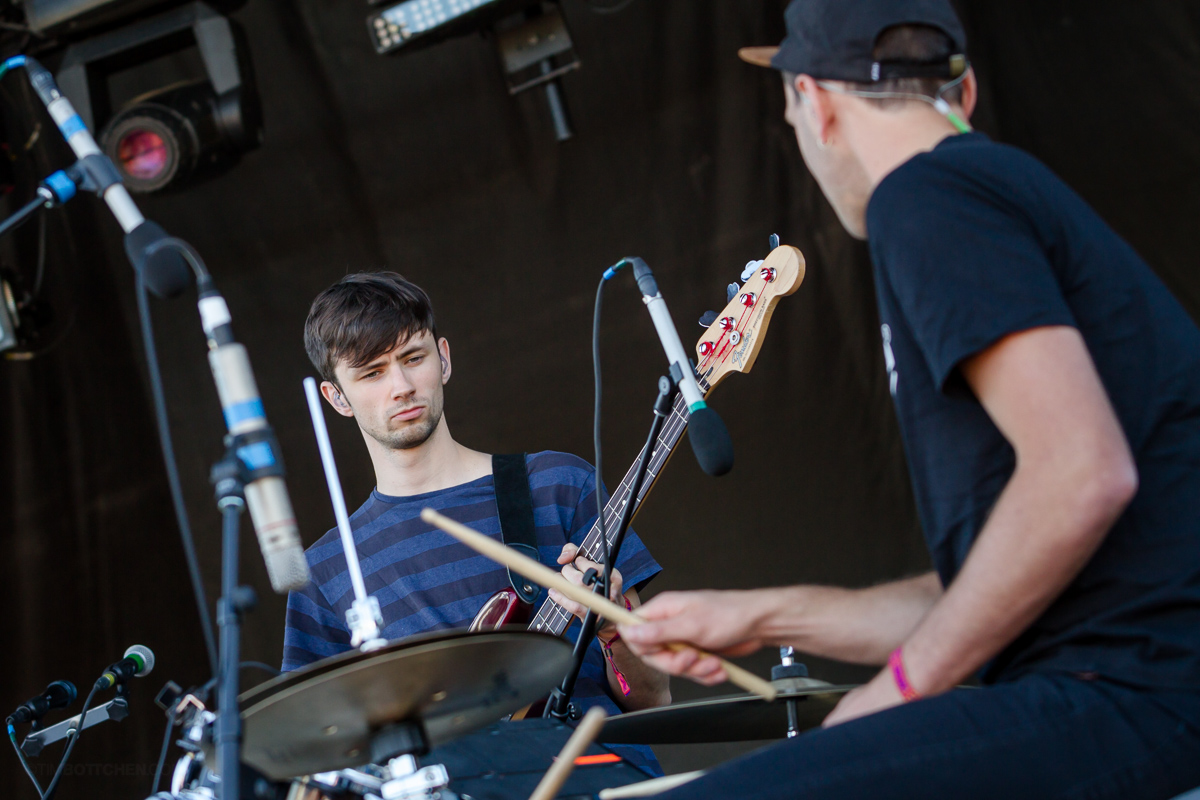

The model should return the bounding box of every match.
[659,673,1200,799]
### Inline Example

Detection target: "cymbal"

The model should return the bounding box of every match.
[237,629,574,780]
[600,681,856,745]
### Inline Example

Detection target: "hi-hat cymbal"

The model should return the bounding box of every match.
[237,629,574,780]
[600,682,856,745]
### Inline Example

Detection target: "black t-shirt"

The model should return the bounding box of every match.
[867,132,1200,690]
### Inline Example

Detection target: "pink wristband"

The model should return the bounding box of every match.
[888,647,921,702]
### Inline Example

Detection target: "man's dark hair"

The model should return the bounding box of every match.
[848,24,965,108]
[304,272,438,386]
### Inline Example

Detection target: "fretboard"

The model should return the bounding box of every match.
[528,373,712,637]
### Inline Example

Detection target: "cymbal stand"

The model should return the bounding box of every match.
[772,647,809,738]
[545,376,678,720]
[303,378,388,651]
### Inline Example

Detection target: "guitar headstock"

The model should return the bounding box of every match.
[695,244,805,391]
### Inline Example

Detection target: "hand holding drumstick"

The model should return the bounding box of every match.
[421,508,776,702]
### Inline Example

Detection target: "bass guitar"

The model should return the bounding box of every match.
[469,243,806,634]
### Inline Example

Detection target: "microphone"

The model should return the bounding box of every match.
[628,258,734,476]
[95,645,155,690]
[200,287,310,593]
[16,57,191,298]
[7,681,77,725]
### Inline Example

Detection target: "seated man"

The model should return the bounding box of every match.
[282,272,670,772]
[620,0,1200,797]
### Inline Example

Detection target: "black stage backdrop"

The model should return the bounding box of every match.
[2,1,1199,797]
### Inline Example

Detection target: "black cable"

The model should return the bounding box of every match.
[31,206,46,297]
[591,275,612,593]
[135,270,219,678]
[150,706,176,796]
[41,682,99,800]
[240,661,282,678]
[8,721,44,798]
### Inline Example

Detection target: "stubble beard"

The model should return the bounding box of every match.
[368,394,445,451]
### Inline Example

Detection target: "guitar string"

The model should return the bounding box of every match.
[534,275,779,632]
[534,373,711,631]
[531,275,779,633]
[533,374,711,633]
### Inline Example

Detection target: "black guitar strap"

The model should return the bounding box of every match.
[492,453,540,604]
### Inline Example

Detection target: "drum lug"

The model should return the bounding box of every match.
[380,760,450,800]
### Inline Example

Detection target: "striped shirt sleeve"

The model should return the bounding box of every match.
[282,579,353,672]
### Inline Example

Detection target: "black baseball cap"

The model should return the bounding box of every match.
[740,0,968,83]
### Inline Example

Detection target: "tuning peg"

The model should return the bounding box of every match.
[699,310,719,328]
[740,260,764,282]
[769,233,780,251]
[726,282,740,304]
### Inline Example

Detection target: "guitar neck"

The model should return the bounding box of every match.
[529,373,712,637]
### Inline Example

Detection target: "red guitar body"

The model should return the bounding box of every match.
[468,587,533,632]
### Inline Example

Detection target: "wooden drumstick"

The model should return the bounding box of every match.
[421,508,778,702]
[598,771,707,799]
[528,706,608,800]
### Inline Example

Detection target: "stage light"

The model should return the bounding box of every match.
[116,129,169,182]
[56,1,262,193]
[97,79,257,192]
[367,0,579,140]
[368,0,512,54]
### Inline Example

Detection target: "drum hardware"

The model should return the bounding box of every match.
[302,378,388,652]
[771,647,809,738]
[235,630,574,781]
[376,755,450,800]
[599,682,856,745]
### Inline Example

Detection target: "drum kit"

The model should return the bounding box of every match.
[153,629,851,800]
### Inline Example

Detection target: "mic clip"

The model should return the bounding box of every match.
[667,360,701,396]
[65,154,123,197]
[20,695,129,758]
[211,428,287,506]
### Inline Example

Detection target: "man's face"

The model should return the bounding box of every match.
[783,74,871,240]
[326,330,450,451]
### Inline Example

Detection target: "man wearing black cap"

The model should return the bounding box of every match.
[617,0,1200,796]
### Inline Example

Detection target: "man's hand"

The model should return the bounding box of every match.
[549,543,625,639]
[821,667,905,727]
[617,590,764,683]
[550,543,672,710]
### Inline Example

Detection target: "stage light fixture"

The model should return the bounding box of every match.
[56,1,262,193]
[368,0,518,55]
[367,0,579,141]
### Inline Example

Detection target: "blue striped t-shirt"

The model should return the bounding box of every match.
[282,451,662,772]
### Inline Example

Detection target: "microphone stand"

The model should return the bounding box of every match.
[4,56,291,800]
[545,376,678,720]
[210,441,256,800]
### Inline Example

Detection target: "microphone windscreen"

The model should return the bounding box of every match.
[47,680,77,706]
[124,221,192,299]
[124,644,156,677]
[265,547,312,594]
[688,406,734,477]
